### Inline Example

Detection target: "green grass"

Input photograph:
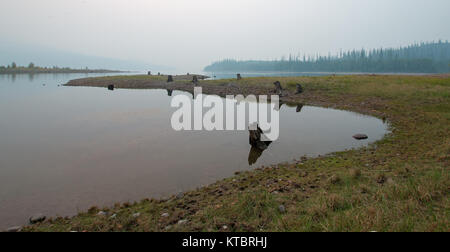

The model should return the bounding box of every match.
[24,74,450,232]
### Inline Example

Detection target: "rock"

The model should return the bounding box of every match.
[29,214,46,224]
[376,174,387,184]
[178,219,188,225]
[109,214,117,219]
[161,213,169,218]
[97,211,107,216]
[6,226,22,232]
[167,75,173,82]
[386,178,395,185]
[107,85,114,90]
[237,74,242,80]
[296,84,303,94]
[132,213,141,218]
[147,71,151,75]
[296,104,304,113]
[278,205,286,213]
[164,225,172,231]
[192,75,198,85]
[176,192,184,199]
[353,134,368,140]
[222,225,228,230]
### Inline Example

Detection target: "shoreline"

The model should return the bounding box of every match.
[19,74,449,232]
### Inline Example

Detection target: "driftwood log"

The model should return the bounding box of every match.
[107,85,114,90]
[167,75,173,82]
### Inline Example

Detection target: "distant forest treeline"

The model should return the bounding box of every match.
[0,62,122,74]
[204,41,450,73]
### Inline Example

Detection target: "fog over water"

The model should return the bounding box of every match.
[1,0,449,72]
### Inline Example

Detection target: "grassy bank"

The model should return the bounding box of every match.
[25,74,449,232]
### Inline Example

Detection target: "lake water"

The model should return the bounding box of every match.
[0,73,388,229]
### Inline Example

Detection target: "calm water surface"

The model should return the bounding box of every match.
[0,73,388,229]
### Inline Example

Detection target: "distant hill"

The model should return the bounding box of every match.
[204,41,450,73]
[0,40,173,72]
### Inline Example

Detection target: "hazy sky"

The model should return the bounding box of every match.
[1,0,449,71]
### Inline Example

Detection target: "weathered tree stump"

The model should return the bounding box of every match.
[192,75,198,85]
[296,84,303,94]
[249,125,272,150]
[237,74,242,80]
[273,81,283,95]
[167,75,173,82]
[107,85,114,90]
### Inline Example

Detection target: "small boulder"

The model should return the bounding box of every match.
[29,214,46,224]
[107,85,114,90]
[178,219,188,225]
[167,75,173,82]
[161,213,169,218]
[353,134,368,140]
[237,74,242,80]
[97,211,107,217]
[132,213,141,218]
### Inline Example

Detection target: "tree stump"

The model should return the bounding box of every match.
[167,75,173,82]
[249,125,272,150]
[107,85,114,90]
[192,75,198,85]
[273,81,283,95]
[237,74,242,80]
[296,84,303,94]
